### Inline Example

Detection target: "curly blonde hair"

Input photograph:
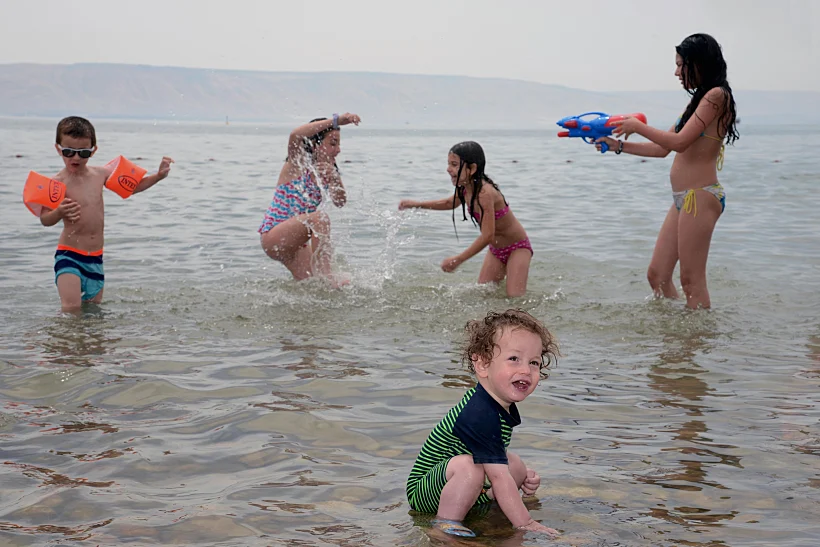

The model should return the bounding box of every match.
[461,309,559,380]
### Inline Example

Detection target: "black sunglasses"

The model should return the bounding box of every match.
[59,146,95,159]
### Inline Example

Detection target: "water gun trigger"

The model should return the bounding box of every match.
[580,136,608,153]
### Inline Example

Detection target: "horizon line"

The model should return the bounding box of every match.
[1,61,818,95]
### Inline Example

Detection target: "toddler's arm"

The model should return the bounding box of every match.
[521,468,540,496]
[485,464,558,536]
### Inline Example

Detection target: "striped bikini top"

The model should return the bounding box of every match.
[258,170,324,233]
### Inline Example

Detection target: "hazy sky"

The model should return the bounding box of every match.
[1,0,816,91]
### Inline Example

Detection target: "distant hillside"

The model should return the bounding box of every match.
[0,63,817,128]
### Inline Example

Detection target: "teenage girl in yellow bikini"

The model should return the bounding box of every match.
[596,33,739,309]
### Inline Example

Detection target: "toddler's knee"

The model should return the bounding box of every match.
[448,456,486,486]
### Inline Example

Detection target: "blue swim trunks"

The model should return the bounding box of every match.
[54,246,104,301]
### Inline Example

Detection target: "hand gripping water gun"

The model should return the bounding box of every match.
[556,112,647,153]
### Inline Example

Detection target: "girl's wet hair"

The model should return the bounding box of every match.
[286,117,340,171]
[303,117,336,154]
[675,33,740,145]
[448,141,507,239]
[461,309,560,380]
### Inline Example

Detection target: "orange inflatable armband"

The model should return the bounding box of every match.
[104,156,147,199]
[23,171,66,216]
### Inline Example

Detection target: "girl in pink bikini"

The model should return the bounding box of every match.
[399,141,533,297]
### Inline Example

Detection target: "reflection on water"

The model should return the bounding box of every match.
[1,309,815,547]
[806,333,820,366]
[4,461,115,488]
[639,327,742,535]
[0,517,114,543]
[29,312,122,369]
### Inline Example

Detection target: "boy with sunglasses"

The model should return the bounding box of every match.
[40,116,174,311]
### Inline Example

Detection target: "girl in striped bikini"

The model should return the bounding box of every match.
[399,141,533,297]
[258,113,360,286]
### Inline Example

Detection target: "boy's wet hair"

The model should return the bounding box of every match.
[461,309,559,380]
[675,33,739,145]
[56,116,96,147]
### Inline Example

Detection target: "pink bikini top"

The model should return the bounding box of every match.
[471,205,509,222]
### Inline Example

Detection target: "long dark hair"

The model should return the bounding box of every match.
[286,117,336,158]
[675,33,739,145]
[286,117,340,174]
[449,141,506,240]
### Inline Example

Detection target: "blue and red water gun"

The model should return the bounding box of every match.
[556,112,647,153]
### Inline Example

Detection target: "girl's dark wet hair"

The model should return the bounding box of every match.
[449,141,507,239]
[461,309,559,380]
[303,117,336,154]
[675,33,739,145]
[286,117,340,167]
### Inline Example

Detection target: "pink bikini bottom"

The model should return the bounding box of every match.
[489,237,533,265]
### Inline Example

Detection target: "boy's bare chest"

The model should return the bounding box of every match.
[65,178,105,207]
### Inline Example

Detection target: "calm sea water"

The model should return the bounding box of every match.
[1,118,819,547]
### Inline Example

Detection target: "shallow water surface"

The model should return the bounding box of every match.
[1,119,819,546]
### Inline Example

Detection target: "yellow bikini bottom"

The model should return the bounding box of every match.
[673,183,726,216]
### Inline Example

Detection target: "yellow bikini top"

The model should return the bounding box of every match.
[677,115,725,171]
[701,133,725,171]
